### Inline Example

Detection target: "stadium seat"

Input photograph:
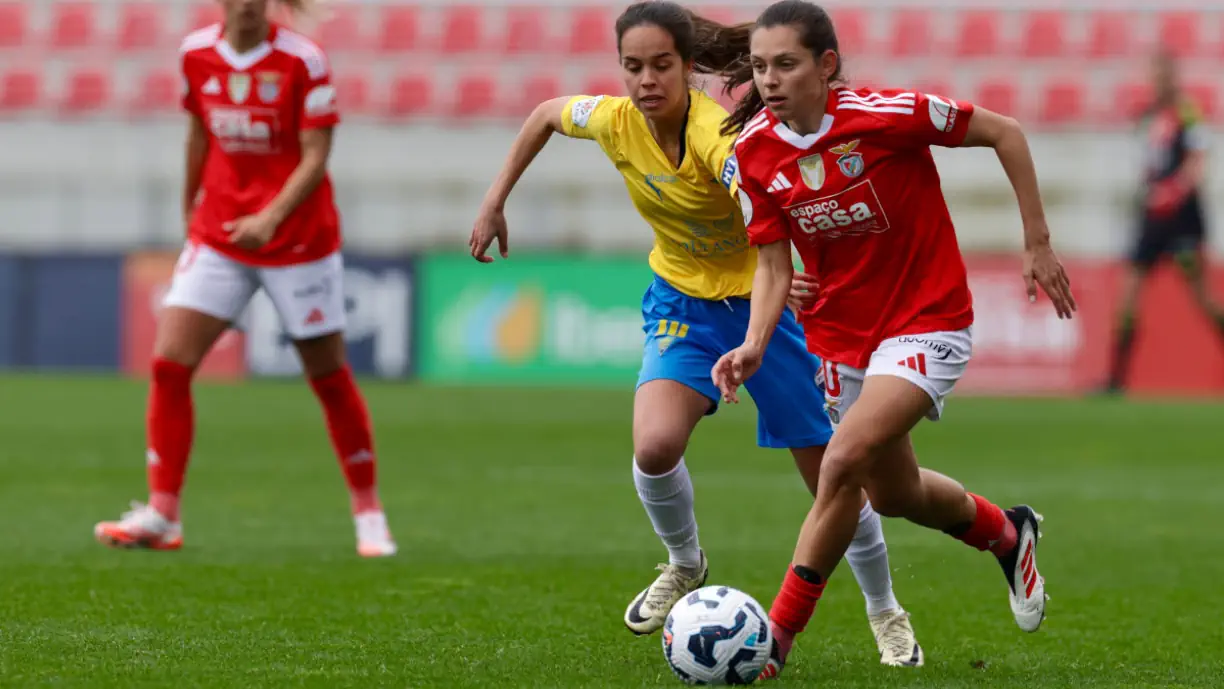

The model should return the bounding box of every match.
[1109,81,1152,123]
[189,3,223,30]
[503,6,549,55]
[0,69,41,112]
[317,4,363,52]
[954,11,1001,58]
[1157,12,1199,58]
[333,72,373,116]
[975,79,1018,118]
[450,74,497,117]
[60,68,111,114]
[387,73,432,118]
[1184,83,1219,122]
[1020,11,1068,58]
[1037,80,1085,126]
[378,6,420,53]
[581,73,625,97]
[116,3,164,52]
[829,8,868,55]
[913,78,953,100]
[130,69,180,115]
[50,2,97,50]
[511,74,561,115]
[568,7,615,56]
[0,3,29,50]
[441,5,483,54]
[1086,12,1133,58]
[888,10,933,58]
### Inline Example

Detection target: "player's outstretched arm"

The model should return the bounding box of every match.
[182,115,209,234]
[470,97,571,263]
[961,108,1077,319]
[712,240,793,403]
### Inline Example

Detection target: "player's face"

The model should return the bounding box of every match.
[750,26,837,132]
[619,25,691,120]
[218,0,268,32]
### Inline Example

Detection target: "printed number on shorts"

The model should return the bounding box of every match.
[822,359,842,397]
[655,319,690,338]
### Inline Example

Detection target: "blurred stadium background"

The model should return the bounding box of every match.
[0,0,1221,392]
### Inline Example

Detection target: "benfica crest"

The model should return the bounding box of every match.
[256,71,281,104]
[797,154,825,190]
[227,72,251,104]
[830,140,865,179]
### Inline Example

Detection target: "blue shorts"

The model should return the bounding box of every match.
[636,275,833,449]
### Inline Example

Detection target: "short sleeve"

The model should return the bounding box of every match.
[180,54,201,117]
[560,95,615,141]
[889,92,975,149]
[689,126,740,193]
[739,164,790,247]
[298,51,339,131]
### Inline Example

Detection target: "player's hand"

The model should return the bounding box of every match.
[711,343,765,404]
[224,213,278,250]
[1023,242,1076,319]
[789,272,819,313]
[470,204,509,263]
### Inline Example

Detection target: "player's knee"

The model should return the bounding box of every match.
[295,332,347,379]
[633,431,687,475]
[819,437,872,492]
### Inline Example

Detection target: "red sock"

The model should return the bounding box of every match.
[310,366,381,515]
[146,358,195,521]
[953,493,1017,556]
[769,566,827,639]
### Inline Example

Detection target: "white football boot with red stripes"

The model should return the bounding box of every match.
[997,506,1046,632]
[94,502,183,551]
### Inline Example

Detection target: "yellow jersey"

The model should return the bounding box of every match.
[560,89,755,300]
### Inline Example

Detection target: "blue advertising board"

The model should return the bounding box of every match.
[26,255,122,369]
[0,256,18,367]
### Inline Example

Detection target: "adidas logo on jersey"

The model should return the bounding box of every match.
[202,76,221,95]
[767,172,793,193]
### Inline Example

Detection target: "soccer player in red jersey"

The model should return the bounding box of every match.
[94,0,396,558]
[708,1,1077,676]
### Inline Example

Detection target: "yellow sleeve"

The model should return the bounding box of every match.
[559,95,616,142]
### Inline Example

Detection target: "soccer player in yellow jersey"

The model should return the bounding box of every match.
[469,1,922,666]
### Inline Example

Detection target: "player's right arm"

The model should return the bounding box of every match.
[470,95,614,262]
[180,53,209,235]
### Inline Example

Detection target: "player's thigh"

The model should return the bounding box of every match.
[822,374,932,489]
[743,310,833,452]
[259,251,348,343]
[633,379,714,473]
[158,242,258,367]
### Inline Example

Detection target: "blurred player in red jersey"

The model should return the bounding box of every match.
[708,1,1076,677]
[1104,50,1224,393]
[94,0,397,558]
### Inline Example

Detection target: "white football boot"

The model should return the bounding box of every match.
[869,609,924,667]
[997,506,1047,632]
[94,502,183,551]
[624,551,708,635]
[355,511,397,558]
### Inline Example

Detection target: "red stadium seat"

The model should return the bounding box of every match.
[317,5,363,52]
[828,8,868,56]
[975,79,1017,118]
[0,69,41,111]
[60,68,111,114]
[1087,12,1133,59]
[1157,12,1199,58]
[1037,80,1085,126]
[1109,81,1152,123]
[50,2,96,50]
[387,73,432,118]
[511,74,561,115]
[1020,11,1068,58]
[378,6,420,53]
[189,4,222,30]
[581,73,625,97]
[441,5,483,54]
[888,10,933,58]
[0,3,29,49]
[913,77,954,100]
[1185,83,1219,122]
[130,69,180,115]
[954,11,1001,58]
[450,74,497,117]
[333,72,373,116]
[503,6,549,55]
[568,7,614,56]
[117,3,164,52]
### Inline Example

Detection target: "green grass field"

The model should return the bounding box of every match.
[0,375,1221,688]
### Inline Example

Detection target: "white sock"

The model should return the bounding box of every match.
[846,501,901,616]
[632,457,702,569]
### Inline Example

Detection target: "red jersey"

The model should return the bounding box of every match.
[180,23,341,266]
[735,87,976,368]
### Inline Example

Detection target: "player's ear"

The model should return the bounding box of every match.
[819,50,839,83]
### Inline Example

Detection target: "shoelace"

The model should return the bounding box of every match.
[876,613,915,659]
[643,563,692,611]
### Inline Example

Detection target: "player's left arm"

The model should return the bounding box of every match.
[959,105,1077,319]
[261,63,338,227]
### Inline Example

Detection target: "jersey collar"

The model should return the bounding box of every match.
[215,23,278,71]
[770,86,840,150]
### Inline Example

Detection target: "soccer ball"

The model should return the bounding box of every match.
[662,585,773,685]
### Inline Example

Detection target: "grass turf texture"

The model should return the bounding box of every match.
[0,375,1221,688]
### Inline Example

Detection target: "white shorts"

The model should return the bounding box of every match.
[162,242,347,340]
[819,328,973,424]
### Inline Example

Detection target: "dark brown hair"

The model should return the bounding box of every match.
[721,1,843,136]
[615,2,753,76]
